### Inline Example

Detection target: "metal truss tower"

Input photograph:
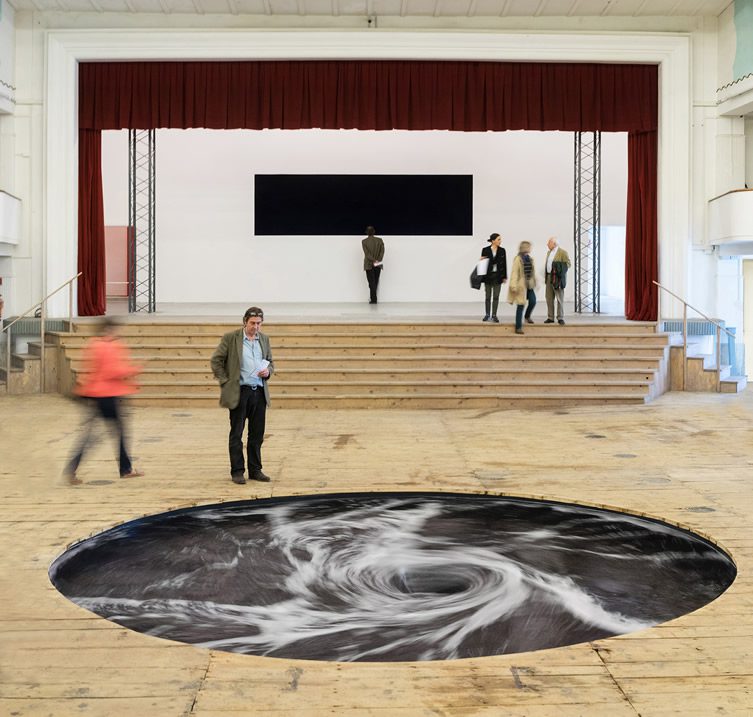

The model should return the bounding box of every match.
[128,130,156,313]
[573,131,601,314]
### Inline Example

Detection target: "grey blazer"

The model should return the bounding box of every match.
[210,328,274,409]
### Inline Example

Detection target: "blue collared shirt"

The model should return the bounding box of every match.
[240,334,264,388]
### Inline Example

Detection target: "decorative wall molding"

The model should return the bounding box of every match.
[716,73,753,117]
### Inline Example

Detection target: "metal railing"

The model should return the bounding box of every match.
[654,280,736,392]
[1,272,82,393]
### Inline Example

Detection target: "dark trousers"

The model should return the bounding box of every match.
[67,396,133,476]
[228,385,267,477]
[515,289,537,330]
[365,266,382,303]
[484,281,501,317]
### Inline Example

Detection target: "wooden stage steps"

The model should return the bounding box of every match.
[52,320,671,409]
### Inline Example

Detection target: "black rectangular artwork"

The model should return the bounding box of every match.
[254,174,473,236]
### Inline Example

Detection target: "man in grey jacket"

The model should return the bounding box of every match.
[210,306,274,484]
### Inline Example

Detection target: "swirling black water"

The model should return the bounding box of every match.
[49,493,736,662]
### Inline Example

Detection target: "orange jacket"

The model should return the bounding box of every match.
[75,336,140,397]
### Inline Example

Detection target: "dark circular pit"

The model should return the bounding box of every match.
[49,493,736,662]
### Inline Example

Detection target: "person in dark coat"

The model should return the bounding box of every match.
[362,226,385,304]
[479,233,508,322]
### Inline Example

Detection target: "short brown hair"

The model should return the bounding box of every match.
[243,306,264,322]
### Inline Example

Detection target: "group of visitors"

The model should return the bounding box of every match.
[477,234,571,334]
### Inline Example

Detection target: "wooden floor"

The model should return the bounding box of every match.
[1,390,752,716]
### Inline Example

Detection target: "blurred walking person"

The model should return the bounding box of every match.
[507,241,538,335]
[64,318,143,485]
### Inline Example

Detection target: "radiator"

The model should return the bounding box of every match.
[661,320,729,336]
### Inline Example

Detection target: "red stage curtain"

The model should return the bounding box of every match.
[625,130,658,321]
[77,60,658,317]
[78,129,106,316]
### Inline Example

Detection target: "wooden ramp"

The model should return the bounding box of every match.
[52,320,671,408]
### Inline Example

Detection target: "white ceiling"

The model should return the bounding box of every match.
[5,0,733,19]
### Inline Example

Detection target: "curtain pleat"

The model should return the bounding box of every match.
[77,129,106,316]
[625,130,658,321]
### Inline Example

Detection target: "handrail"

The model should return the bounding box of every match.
[2,272,82,394]
[653,280,734,392]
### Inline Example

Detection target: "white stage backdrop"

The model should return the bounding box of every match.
[102,129,627,305]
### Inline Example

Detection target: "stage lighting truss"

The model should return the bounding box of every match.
[573,131,601,314]
[128,129,156,313]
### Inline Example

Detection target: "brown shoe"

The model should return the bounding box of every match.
[65,472,83,486]
[120,469,144,478]
[231,473,246,485]
[249,470,271,483]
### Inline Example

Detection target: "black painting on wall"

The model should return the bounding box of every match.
[254,174,473,236]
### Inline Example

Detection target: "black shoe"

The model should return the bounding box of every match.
[249,470,271,483]
[558,319,566,325]
[544,319,554,324]
[491,316,500,323]
[482,315,490,322]
[231,473,246,484]
[525,318,534,324]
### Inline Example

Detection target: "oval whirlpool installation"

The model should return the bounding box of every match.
[49,493,736,662]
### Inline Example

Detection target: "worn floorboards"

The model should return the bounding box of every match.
[1,390,752,716]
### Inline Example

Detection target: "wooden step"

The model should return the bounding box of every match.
[128,392,648,409]
[111,367,657,383]
[135,378,651,397]
[62,321,661,337]
[720,376,747,393]
[71,354,665,372]
[58,331,670,348]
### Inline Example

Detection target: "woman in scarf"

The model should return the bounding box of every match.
[507,241,538,335]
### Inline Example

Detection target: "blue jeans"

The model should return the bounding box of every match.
[515,289,537,329]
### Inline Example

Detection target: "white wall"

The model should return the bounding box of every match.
[0,0,14,116]
[103,128,627,305]
[717,2,737,89]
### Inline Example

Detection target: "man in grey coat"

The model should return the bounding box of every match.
[362,226,385,304]
[210,306,274,484]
